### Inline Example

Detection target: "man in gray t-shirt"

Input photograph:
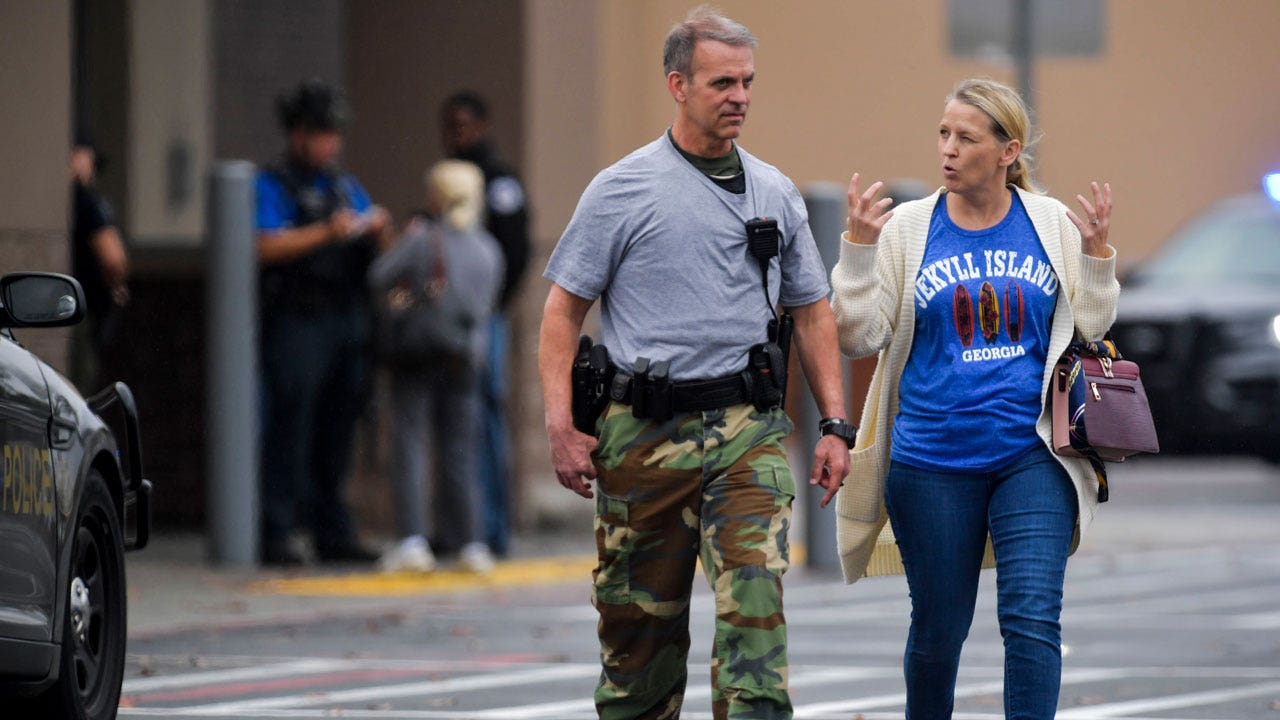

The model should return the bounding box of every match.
[538,8,852,719]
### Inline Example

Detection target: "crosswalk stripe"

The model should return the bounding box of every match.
[177,663,599,714]
[1084,582,1280,614]
[791,667,1117,718]
[122,659,347,694]
[119,710,552,718]
[1065,610,1280,630]
[1056,680,1280,719]
[463,666,893,719]
[115,660,1280,718]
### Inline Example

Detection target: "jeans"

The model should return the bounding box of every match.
[884,443,1078,720]
[259,306,371,553]
[477,314,512,555]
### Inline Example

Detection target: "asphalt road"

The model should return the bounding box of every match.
[119,455,1280,719]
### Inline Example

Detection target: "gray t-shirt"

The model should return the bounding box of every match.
[544,133,829,380]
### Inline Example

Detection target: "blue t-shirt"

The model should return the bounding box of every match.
[890,191,1058,473]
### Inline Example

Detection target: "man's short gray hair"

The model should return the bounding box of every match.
[662,5,757,77]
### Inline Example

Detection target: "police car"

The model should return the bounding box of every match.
[0,272,150,719]
[1111,175,1280,462]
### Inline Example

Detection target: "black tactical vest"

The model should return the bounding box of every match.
[259,162,376,314]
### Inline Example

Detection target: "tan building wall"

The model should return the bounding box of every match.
[525,0,1280,268]
[126,0,212,247]
[0,0,72,368]
[346,0,526,221]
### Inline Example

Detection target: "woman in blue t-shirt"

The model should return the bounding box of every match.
[830,78,1120,718]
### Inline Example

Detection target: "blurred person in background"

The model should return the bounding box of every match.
[369,160,504,574]
[831,78,1119,718]
[68,135,129,391]
[255,78,392,566]
[441,91,530,558]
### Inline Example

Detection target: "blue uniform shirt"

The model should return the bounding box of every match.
[890,191,1059,473]
[254,166,377,312]
[255,170,372,231]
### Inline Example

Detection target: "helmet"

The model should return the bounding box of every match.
[277,78,350,131]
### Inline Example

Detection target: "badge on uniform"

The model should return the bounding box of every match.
[488,176,524,215]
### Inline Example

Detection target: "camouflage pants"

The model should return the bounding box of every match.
[591,402,795,720]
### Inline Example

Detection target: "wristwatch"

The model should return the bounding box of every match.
[819,417,857,448]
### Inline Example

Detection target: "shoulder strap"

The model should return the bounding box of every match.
[425,222,449,299]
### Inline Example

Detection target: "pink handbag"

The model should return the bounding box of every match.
[1050,340,1160,502]
[1052,355,1160,461]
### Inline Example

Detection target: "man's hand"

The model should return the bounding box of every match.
[70,148,95,184]
[539,284,598,499]
[786,298,852,509]
[810,434,851,509]
[109,282,130,307]
[548,422,598,499]
[328,208,362,241]
[364,206,396,251]
[366,205,392,235]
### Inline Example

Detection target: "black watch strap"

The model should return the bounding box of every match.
[819,417,857,448]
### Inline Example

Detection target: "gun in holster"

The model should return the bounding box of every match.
[571,335,615,435]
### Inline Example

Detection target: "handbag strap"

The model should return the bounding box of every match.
[1060,331,1116,503]
[1068,330,1122,361]
[1083,451,1109,503]
[425,221,448,298]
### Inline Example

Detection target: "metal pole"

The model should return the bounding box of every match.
[206,160,259,566]
[799,182,848,571]
[1012,0,1036,120]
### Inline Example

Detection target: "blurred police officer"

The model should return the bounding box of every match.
[68,135,129,391]
[255,79,391,566]
[441,91,531,557]
[538,7,853,718]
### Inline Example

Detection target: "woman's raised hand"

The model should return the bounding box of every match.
[846,172,894,245]
[1065,181,1112,258]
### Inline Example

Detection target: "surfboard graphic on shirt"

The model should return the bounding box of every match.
[953,285,974,347]
[978,281,1000,344]
[1004,280,1025,342]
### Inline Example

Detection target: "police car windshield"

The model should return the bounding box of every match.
[1135,197,1280,286]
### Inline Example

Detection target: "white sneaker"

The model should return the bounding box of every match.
[458,542,496,574]
[379,537,436,573]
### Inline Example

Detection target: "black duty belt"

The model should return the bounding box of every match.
[609,372,750,413]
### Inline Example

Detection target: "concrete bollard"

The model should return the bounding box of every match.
[206,160,259,566]
[799,182,848,571]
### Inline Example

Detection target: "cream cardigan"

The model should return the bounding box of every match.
[829,187,1120,583]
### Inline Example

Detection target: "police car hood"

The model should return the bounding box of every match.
[1117,279,1280,323]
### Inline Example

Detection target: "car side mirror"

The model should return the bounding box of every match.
[0,272,86,328]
